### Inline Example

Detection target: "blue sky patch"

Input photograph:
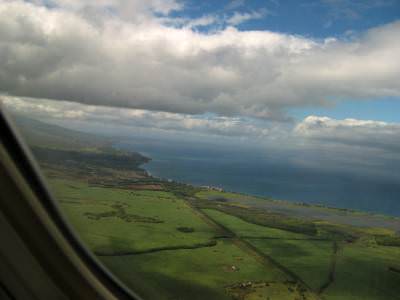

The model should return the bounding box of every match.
[172,0,400,37]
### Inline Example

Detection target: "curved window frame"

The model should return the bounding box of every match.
[0,107,141,300]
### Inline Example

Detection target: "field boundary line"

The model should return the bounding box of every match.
[240,236,330,241]
[95,240,217,256]
[318,241,339,294]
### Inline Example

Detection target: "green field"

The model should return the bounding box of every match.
[201,208,334,291]
[196,190,265,202]
[101,240,289,300]
[202,208,308,239]
[50,177,400,300]
[46,166,400,300]
[324,244,400,300]
[51,179,218,254]
[50,179,313,299]
[246,238,334,291]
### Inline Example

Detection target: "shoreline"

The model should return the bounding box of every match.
[137,154,400,221]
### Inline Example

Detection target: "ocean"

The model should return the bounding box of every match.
[116,137,400,217]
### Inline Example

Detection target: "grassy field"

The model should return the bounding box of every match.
[324,244,400,300]
[246,238,334,291]
[196,190,400,234]
[50,179,218,254]
[196,190,265,202]
[48,177,400,300]
[202,208,308,239]
[50,179,315,299]
[201,208,334,291]
[101,240,289,300]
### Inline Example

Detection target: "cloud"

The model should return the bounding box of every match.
[225,0,246,10]
[168,9,267,30]
[0,0,399,120]
[2,95,283,139]
[31,0,184,20]
[163,14,220,30]
[226,10,266,26]
[7,95,400,158]
[295,115,400,152]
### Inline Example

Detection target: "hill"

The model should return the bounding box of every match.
[10,113,111,150]
[9,113,150,179]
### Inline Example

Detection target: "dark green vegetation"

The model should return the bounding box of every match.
[32,146,149,171]
[14,114,400,300]
[375,235,400,247]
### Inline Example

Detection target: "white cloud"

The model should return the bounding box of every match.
[185,15,218,28]
[161,9,267,30]
[226,10,266,26]
[2,95,281,138]
[8,96,400,156]
[295,115,400,151]
[225,0,246,10]
[32,0,183,19]
[0,0,399,121]
[168,14,220,30]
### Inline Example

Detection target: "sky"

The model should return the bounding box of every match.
[170,0,400,38]
[1,0,400,182]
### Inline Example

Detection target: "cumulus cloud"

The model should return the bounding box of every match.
[31,0,184,21]
[295,115,400,152]
[0,0,399,120]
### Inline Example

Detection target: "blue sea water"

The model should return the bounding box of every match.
[116,138,400,217]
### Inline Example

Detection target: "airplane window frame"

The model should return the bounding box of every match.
[0,107,141,300]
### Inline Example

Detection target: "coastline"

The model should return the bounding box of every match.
[136,151,400,223]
